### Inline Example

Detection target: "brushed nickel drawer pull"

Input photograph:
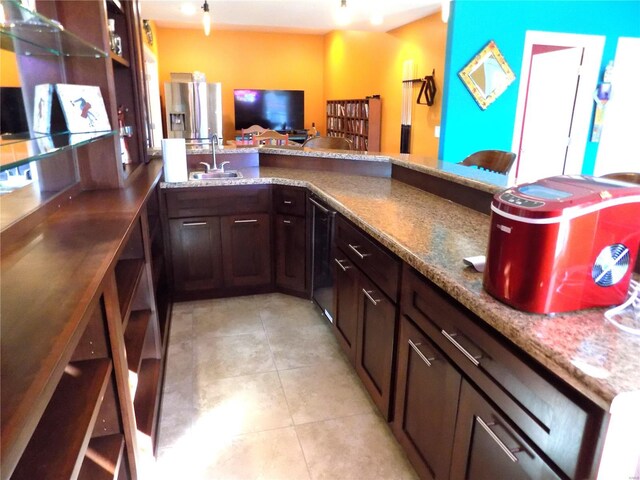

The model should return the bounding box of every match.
[408,339,435,367]
[348,244,370,259]
[283,200,293,204]
[234,219,258,224]
[441,330,481,366]
[283,220,292,224]
[362,289,380,306]
[334,258,351,271]
[476,416,521,463]
[183,221,206,226]
[309,197,329,213]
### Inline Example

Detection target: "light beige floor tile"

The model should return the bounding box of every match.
[202,427,311,480]
[196,371,292,435]
[260,297,325,333]
[163,340,194,392]
[194,331,276,381]
[296,413,418,480]
[193,302,264,338]
[267,323,344,370]
[169,309,193,344]
[157,379,196,448]
[279,358,374,424]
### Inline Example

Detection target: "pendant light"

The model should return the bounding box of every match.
[202,0,211,36]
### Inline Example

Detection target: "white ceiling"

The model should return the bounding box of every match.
[139,0,442,34]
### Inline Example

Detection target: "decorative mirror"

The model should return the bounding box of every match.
[459,40,515,110]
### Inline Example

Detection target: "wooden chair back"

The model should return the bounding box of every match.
[253,130,289,146]
[601,172,640,184]
[459,150,517,174]
[302,136,353,150]
[236,125,267,146]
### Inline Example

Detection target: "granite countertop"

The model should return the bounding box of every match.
[161,165,640,412]
[151,145,509,193]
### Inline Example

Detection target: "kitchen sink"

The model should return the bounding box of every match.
[189,170,243,180]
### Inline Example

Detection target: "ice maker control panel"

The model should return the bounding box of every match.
[499,192,545,208]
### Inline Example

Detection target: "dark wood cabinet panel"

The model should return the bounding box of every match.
[169,217,223,292]
[165,185,271,219]
[355,274,397,419]
[333,251,360,364]
[274,186,306,216]
[275,214,307,293]
[220,213,272,288]
[334,215,400,302]
[401,266,603,480]
[450,381,561,480]
[393,315,460,480]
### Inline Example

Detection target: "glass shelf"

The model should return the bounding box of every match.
[0,0,107,57]
[0,130,117,171]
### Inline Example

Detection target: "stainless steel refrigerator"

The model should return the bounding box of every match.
[164,77,222,147]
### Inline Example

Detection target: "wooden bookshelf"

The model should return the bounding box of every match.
[78,434,125,480]
[11,359,112,480]
[115,258,146,328]
[124,309,152,374]
[326,97,382,152]
[134,359,162,438]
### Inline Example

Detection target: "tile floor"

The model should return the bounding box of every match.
[154,293,418,480]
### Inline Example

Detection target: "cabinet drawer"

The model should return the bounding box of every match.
[274,186,306,216]
[165,185,271,218]
[401,267,604,480]
[335,215,400,302]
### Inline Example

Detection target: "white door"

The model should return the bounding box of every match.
[144,46,163,149]
[511,32,605,185]
[593,37,640,176]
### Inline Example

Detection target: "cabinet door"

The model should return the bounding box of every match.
[393,315,461,480]
[333,250,359,364]
[220,213,272,288]
[355,274,397,420]
[450,381,561,480]
[275,214,307,294]
[169,217,223,292]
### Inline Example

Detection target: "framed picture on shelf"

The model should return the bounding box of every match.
[55,84,112,133]
[32,84,53,134]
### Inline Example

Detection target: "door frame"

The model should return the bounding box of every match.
[510,31,605,184]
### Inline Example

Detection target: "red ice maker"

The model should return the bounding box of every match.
[483,175,640,314]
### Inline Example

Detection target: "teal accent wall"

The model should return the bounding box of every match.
[439,0,640,175]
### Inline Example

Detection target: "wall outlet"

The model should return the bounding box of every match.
[434,125,441,138]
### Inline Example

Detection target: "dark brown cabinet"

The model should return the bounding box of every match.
[395,266,605,480]
[355,274,397,418]
[169,217,223,292]
[394,315,460,480]
[333,253,359,360]
[274,214,307,293]
[332,216,401,420]
[450,381,561,480]
[165,185,273,298]
[273,186,308,295]
[221,213,272,288]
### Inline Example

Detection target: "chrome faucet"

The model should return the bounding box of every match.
[199,133,224,172]
[210,133,219,170]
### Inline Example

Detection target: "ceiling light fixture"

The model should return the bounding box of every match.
[336,0,351,26]
[202,0,211,36]
[441,0,450,23]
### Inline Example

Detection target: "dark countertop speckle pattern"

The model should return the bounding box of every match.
[160,161,640,411]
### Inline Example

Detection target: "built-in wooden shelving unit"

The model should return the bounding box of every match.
[326,96,382,152]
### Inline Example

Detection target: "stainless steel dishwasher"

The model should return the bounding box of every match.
[309,195,336,322]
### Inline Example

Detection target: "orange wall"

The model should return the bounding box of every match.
[154,15,446,154]
[324,14,447,155]
[155,28,325,141]
[0,50,20,86]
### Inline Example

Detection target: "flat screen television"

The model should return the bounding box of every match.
[234,89,304,132]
